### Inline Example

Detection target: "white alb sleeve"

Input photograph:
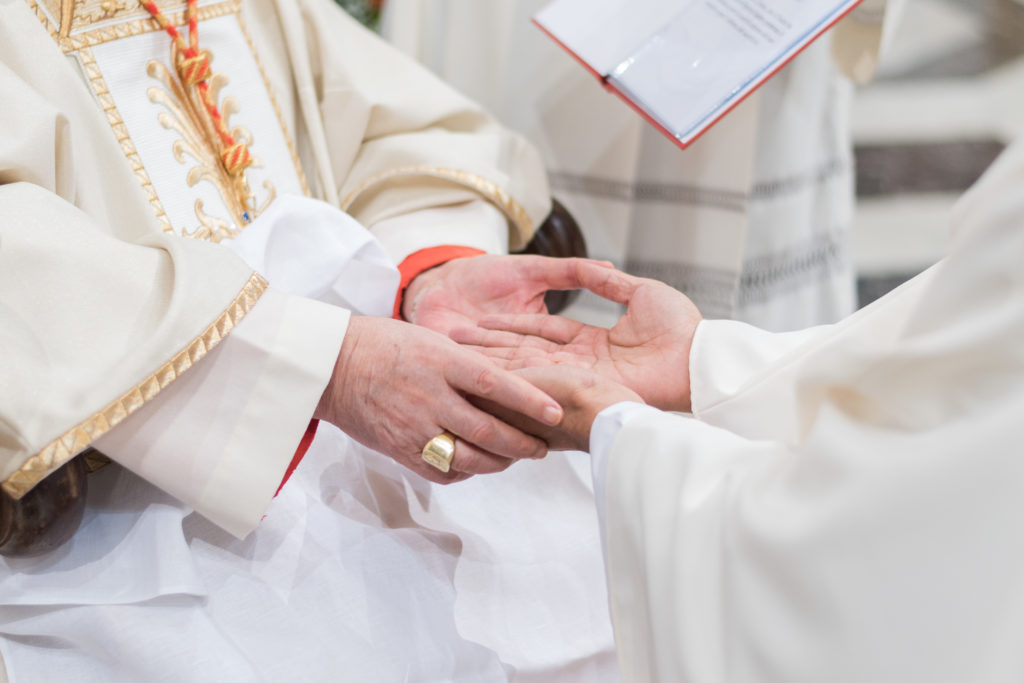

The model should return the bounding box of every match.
[589,401,662,548]
[95,289,349,538]
[370,199,509,263]
[688,319,831,418]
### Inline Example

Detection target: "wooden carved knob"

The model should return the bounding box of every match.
[0,456,87,558]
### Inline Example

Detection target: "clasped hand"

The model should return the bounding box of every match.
[316,255,701,482]
[315,316,564,483]
[451,260,703,450]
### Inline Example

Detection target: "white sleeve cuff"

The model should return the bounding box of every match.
[95,288,349,539]
[369,199,509,263]
[589,401,662,548]
[689,319,830,419]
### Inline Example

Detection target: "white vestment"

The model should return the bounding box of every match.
[381,0,901,330]
[587,135,1024,682]
[0,0,615,679]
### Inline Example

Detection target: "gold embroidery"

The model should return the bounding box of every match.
[340,167,537,248]
[1,273,269,500]
[58,0,74,38]
[46,0,153,37]
[33,0,239,52]
[146,48,275,240]
[80,47,174,232]
[27,0,60,42]
[44,0,189,43]
[27,0,309,234]
[63,3,237,51]
[68,0,131,33]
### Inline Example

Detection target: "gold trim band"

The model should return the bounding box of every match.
[59,1,240,52]
[1,272,268,499]
[339,166,536,247]
[79,46,174,233]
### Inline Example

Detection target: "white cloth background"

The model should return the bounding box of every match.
[0,430,614,682]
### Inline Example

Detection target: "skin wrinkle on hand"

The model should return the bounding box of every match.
[313,315,559,483]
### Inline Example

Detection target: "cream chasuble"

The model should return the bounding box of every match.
[0,0,552,514]
[0,1,618,680]
[591,136,1024,682]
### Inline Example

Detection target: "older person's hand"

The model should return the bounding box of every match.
[453,263,702,413]
[315,316,564,483]
[400,254,613,336]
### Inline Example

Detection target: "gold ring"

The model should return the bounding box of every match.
[422,430,456,473]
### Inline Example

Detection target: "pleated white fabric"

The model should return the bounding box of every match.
[0,432,616,682]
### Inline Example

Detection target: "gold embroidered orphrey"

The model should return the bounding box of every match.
[146,42,275,242]
[29,0,306,240]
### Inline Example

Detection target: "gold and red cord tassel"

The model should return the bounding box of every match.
[142,0,253,178]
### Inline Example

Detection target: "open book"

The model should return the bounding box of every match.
[534,0,865,149]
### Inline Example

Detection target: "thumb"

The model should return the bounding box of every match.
[575,262,644,305]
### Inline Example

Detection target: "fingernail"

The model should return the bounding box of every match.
[542,405,562,425]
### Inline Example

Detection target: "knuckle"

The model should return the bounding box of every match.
[491,458,514,473]
[515,436,545,460]
[454,450,485,474]
[473,366,498,395]
[468,420,497,446]
[460,452,506,475]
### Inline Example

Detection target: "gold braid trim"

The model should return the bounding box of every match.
[26,0,241,52]
[61,2,239,52]
[1,272,268,499]
[79,46,174,233]
[339,166,536,248]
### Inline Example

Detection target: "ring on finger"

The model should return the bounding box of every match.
[422,430,456,473]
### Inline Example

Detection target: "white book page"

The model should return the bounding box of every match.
[607,0,861,144]
[534,0,683,76]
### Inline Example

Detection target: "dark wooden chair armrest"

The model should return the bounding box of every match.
[1,455,87,557]
[516,198,587,314]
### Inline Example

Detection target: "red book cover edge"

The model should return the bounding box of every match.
[532,0,866,152]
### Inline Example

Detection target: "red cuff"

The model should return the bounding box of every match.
[275,419,318,496]
[393,245,485,319]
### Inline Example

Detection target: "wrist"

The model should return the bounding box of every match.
[573,386,643,450]
[314,316,367,425]
[394,246,486,320]
[663,319,701,413]
[401,261,448,322]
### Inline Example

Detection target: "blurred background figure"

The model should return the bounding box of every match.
[336,0,385,28]
[379,0,900,332]
[846,0,1024,304]
[352,0,1024,330]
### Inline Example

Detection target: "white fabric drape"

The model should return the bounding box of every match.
[589,136,1024,682]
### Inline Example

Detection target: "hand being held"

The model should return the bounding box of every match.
[452,262,702,412]
[472,366,642,452]
[401,254,614,336]
[314,316,564,483]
